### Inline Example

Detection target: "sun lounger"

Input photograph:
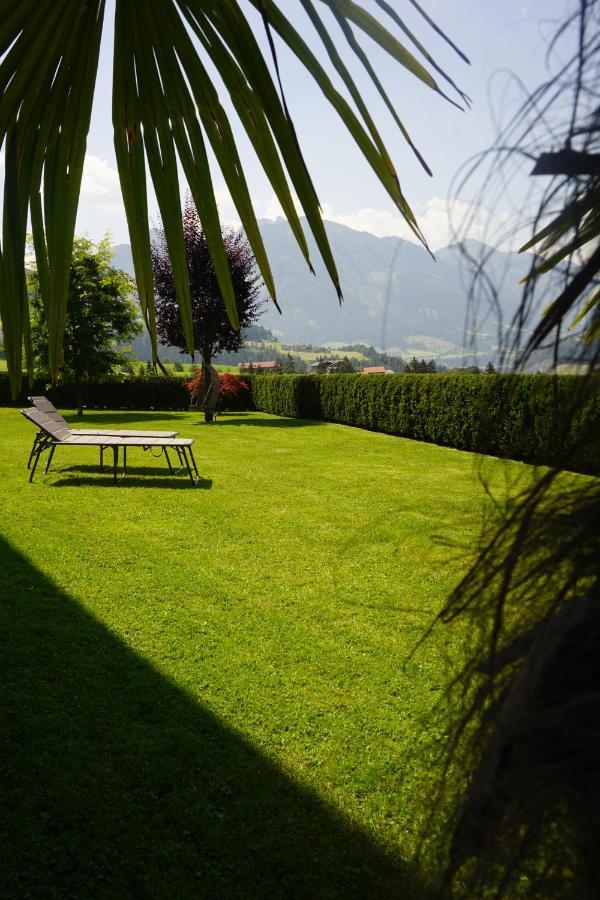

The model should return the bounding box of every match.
[28,396,178,437]
[26,396,179,471]
[22,407,200,485]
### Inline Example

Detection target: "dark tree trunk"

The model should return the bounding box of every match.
[75,380,84,417]
[202,349,214,423]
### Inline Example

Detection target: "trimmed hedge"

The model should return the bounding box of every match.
[4,371,597,473]
[249,373,600,475]
[0,374,253,412]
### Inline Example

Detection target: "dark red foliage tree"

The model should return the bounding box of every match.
[152,197,264,375]
[185,371,250,412]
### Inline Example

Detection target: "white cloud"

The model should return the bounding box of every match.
[74,159,505,253]
[76,154,129,241]
[78,154,126,224]
[212,185,241,229]
[261,192,303,222]
[258,193,512,251]
[29,154,515,253]
[81,154,121,197]
[320,197,511,251]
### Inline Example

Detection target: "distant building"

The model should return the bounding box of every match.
[238,360,281,372]
[360,365,387,374]
[311,358,348,374]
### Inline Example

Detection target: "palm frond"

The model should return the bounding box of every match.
[0,0,466,396]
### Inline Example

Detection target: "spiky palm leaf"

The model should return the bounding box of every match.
[0,0,467,397]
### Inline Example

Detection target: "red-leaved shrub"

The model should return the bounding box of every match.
[219,372,248,399]
[185,370,251,411]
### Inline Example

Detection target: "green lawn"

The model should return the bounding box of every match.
[159,361,239,376]
[0,408,548,896]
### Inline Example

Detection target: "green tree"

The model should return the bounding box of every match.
[29,236,140,415]
[282,353,296,374]
[152,197,263,421]
[405,357,436,373]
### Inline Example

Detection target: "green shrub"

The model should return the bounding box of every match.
[249,373,600,475]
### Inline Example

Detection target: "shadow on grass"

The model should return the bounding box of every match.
[50,477,212,490]
[47,465,212,490]
[215,413,318,428]
[64,412,185,425]
[0,536,433,898]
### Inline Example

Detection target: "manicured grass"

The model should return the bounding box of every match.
[158,361,240,375]
[0,408,563,896]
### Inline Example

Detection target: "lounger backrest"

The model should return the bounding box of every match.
[21,407,71,442]
[28,396,69,429]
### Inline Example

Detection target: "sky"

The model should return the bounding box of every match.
[73,0,573,251]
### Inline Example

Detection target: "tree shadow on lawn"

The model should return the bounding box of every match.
[0,536,434,899]
[215,414,319,428]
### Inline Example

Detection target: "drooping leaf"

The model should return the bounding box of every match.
[0,0,467,397]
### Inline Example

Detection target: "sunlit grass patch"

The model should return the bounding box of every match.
[0,407,552,896]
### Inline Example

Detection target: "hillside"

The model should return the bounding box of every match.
[112,218,532,363]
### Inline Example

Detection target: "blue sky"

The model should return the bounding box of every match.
[76,0,572,250]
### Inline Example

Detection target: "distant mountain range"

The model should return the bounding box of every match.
[112,218,534,365]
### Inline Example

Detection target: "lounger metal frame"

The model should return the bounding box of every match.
[26,396,181,476]
[22,408,200,485]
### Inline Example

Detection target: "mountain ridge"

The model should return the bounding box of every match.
[112,217,531,362]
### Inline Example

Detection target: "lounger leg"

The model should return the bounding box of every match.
[112,446,118,482]
[181,447,195,483]
[188,447,200,479]
[100,446,104,471]
[29,445,45,483]
[44,445,56,475]
[27,433,41,469]
[177,447,189,472]
[123,446,127,477]
[164,447,173,473]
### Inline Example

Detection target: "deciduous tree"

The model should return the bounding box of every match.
[152,198,263,420]
[29,236,140,415]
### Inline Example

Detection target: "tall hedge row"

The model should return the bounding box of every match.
[3,371,597,474]
[0,373,254,411]
[249,373,600,474]
[0,375,191,410]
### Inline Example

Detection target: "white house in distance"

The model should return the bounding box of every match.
[310,359,348,374]
[238,360,282,373]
